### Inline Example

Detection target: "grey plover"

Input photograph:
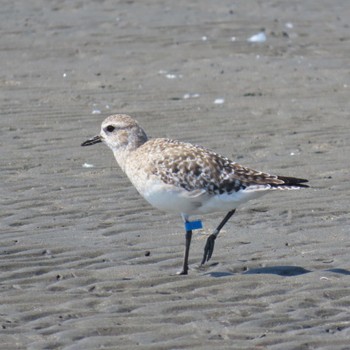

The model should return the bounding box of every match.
[82,114,308,274]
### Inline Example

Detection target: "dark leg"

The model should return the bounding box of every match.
[179,230,193,275]
[201,209,236,265]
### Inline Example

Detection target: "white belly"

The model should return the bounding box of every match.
[133,177,268,216]
[197,189,267,214]
[142,182,203,214]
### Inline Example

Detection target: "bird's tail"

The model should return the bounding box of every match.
[275,176,309,188]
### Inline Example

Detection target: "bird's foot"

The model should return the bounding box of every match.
[177,266,189,275]
[201,234,216,265]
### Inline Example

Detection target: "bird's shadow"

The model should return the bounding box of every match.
[204,266,350,278]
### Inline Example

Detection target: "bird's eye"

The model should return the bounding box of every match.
[106,125,115,132]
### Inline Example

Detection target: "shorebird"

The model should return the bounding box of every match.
[82,114,308,274]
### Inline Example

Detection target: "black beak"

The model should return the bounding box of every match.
[81,135,102,146]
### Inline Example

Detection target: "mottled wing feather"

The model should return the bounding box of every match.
[147,139,289,194]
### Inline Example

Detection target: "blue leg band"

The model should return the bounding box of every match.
[185,220,203,231]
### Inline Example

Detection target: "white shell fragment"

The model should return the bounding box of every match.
[248,31,266,43]
[183,93,200,99]
[158,70,182,79]
[214,98,225,104]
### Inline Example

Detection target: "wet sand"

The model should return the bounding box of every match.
[1,0,350,349]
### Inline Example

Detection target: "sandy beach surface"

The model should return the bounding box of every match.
[1,1,350,349]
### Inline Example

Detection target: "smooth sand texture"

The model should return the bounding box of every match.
[1,1,350,349]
